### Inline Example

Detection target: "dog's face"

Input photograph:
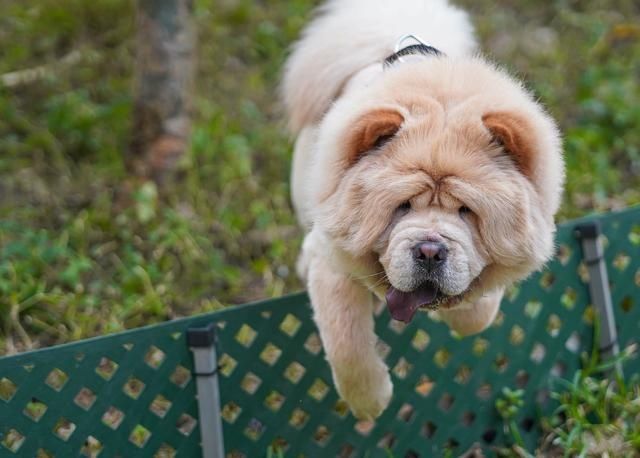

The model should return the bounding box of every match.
[311,58,564,321]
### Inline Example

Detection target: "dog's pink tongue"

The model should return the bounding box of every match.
[385,284,438,323]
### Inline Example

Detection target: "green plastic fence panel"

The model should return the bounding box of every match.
[0,316,205,457]
[0,206,638,458]
[599,208,640,365]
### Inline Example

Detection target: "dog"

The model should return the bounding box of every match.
[282,0,564,420]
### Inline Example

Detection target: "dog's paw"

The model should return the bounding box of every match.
[333,362,393,420]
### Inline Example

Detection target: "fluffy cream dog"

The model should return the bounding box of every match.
[282,0,564,420]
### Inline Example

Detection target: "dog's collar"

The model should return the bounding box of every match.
[342,35,444,96]
[383,34,444,68]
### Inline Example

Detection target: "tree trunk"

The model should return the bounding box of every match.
[128,0,195,185]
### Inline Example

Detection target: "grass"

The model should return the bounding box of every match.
[1,0,638,353]
[0,0,639,454]
[0,0,308,352]
[493,343,640,457]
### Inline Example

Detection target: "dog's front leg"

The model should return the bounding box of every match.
[307,254,392,420]
[438,287,504,336]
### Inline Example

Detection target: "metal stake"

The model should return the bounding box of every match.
[188,323,225,458]
[574,221,622,376]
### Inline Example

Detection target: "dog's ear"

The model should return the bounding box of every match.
[346,109,404,165]
[482,112,537,179]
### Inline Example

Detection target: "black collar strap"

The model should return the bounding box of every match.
[383,43,444,68]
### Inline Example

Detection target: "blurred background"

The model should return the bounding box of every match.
[0,0,638,355]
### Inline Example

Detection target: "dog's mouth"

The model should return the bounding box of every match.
[385,282,465,323]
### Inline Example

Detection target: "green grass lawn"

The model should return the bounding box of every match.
[1,0,638,354]
[1,0,639,454]
[0,0,638,342]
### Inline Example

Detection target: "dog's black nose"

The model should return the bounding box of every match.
[412,241,448,269]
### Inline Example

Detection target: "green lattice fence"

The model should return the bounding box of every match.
[0,207,638,457]
[600,209,640,351]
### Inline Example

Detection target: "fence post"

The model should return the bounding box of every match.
[188,323,225,458]
[574,220,622,376]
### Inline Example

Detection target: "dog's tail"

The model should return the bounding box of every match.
[281,0,476,134]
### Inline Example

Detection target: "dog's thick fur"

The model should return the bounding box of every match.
[282,0,564,420]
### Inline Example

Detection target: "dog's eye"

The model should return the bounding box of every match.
[373,134,395,150]
[458,206,472,217]
[397,201,412,212]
